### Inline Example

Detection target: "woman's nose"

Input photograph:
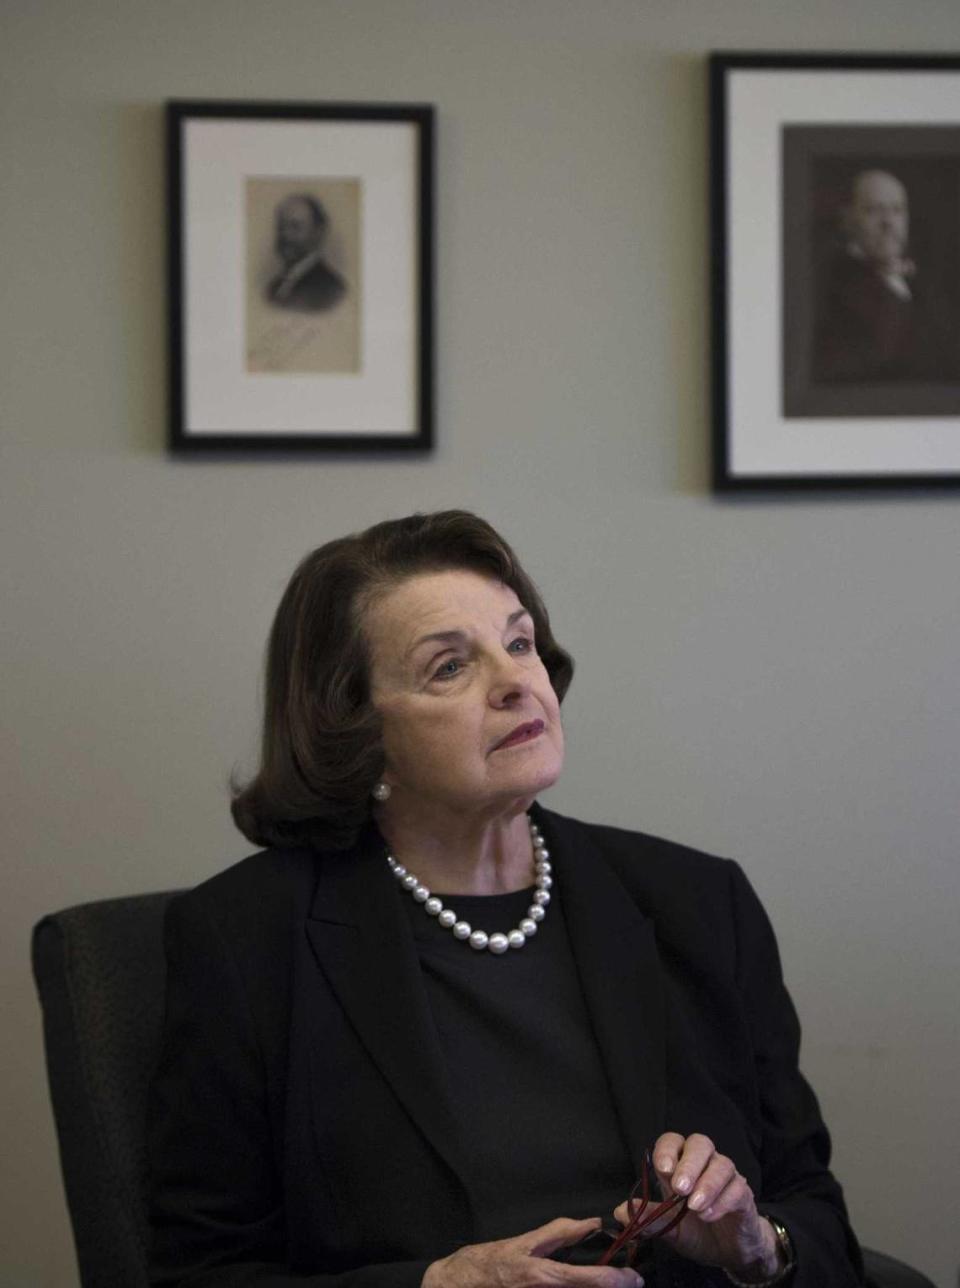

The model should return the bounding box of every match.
[488,655,531,706]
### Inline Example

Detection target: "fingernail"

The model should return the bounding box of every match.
[673,1175,691,1194]
[657,1155,674,1173]
[688,1191,705,1210]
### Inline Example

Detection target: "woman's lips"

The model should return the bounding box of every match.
[492,718,545,751]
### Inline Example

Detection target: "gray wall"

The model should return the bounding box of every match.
[4,3,959,1285]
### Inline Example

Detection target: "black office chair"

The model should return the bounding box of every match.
[33,892,175,1288]
[33,894,935,1288]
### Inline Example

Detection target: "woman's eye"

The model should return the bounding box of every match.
[508,636,534,654]
[432,658,463,680]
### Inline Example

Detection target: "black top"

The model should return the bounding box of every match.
[148,805,864,1288]
[401,880,635,1241]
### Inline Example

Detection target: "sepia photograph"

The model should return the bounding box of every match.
[782,125,960,418]
[711,54,960,488]
[167,100,433,453]
[246,177,362,375]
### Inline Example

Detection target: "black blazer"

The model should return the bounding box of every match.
[148,806,863,1287]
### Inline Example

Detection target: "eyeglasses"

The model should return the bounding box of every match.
[556,1148,690,1272]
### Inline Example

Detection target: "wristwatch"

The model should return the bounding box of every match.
[723,1216,796,1286]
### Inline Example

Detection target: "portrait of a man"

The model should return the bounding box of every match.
[245,177,361,374]
[266,193,347,312]
[812,168,958,383]
[781,127,960,418]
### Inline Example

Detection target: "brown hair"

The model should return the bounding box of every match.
[231,510,574,852]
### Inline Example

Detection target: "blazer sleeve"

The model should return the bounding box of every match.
[147,892,430,1288]
[726,861,864,1286]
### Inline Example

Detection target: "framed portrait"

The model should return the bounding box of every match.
[167,101,434,453]
[711,54,960,490]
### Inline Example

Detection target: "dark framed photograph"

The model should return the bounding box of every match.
[167,101,434,453]
[711,54,960,489]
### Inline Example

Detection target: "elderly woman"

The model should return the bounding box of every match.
[148,511,863,1288]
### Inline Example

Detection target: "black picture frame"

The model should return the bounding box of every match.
[167,100,434,454]
[711,53,960,490]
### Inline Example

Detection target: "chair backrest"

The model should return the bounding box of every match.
[32,891,179,1288]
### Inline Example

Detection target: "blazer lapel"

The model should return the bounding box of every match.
[304,828,471,1197]
[537,808,668,1177]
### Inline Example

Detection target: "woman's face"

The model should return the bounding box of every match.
[365,569,564,821]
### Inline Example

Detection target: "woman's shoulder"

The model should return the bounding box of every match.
[159,846,330,1066]
[538,806,774,982]
[168,843,322,946]
[539,804,738,885]
[537,804,755,945]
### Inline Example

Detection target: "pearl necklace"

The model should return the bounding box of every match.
[386,816,552,954]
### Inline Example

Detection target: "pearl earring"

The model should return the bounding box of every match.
[371,781,392,802]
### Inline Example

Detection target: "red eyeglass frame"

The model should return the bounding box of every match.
[573,1148,690,1270]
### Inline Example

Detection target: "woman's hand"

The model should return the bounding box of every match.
[614,1133,782,1283]
[422,1217,645,1288]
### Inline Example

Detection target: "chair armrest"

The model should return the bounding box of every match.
[862,1247,936,1288]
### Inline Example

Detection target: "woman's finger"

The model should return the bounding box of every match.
[685,1152,736,1214]
[539,1262,643,1288]
[426,1225,641,1288]
[669,1133,717,1197]
[651,1131,686,1186]
[517,1216,602,1258]
[696,1172,754,1223]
